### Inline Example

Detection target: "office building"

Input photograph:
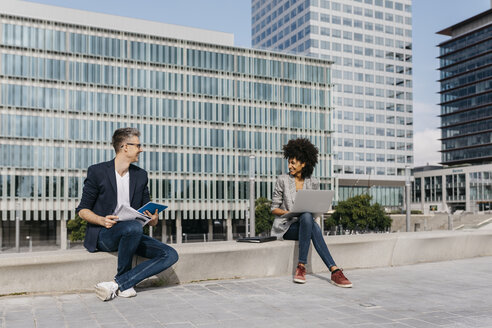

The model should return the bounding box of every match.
[411,7,492,215]
[437,9,492,165]
[0,0,333,248]
[412,163,492,214]
[252,0,414,207]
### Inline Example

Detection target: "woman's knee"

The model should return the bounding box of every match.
[299,212,314,226]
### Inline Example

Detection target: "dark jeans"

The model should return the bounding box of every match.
[97,220,179,291]
[283,212,336,269]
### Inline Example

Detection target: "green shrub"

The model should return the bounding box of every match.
[330,194,392,232]
[67,214,87,241]
[255,197,275,235]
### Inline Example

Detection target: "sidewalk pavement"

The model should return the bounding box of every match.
[1,256,491,328]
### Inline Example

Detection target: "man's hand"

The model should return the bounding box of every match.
[144,209,159,227]
[101,215,118,229]
[79,209,118,229]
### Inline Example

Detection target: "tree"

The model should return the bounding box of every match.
[67,213,87,242]
[255,197,275,235]
[330,194,392,233]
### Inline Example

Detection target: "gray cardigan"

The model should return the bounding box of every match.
[270,174,320,239]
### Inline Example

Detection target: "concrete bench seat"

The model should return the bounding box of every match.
[1,230,492,295]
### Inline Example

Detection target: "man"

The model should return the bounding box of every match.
[76,127,178,301]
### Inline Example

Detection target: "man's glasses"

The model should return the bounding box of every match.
[125,143,143,149]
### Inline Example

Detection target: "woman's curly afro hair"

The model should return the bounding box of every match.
[283,138,319,179]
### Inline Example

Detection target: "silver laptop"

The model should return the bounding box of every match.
[281,190,335,218]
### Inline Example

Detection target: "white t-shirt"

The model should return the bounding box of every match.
[115,170,130,210]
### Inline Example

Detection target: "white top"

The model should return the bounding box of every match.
[115,170,130,210]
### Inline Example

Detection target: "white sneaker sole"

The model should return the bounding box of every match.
[95,285,116,301]
[293,278,306,284]
[117,289,137,298]
[330,280,353,288]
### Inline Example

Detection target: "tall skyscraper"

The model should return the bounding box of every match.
[0,0,333,247]
[410,7,492,215]
[252,0,414,207]
[437,8,492,166]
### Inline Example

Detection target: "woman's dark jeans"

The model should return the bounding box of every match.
[283,212,336,269]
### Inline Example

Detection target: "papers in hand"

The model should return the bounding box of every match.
[114,204,151,226]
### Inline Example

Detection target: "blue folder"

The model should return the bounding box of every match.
[137,202,168,214]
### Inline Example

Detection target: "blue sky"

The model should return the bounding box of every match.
[25,0,492,166]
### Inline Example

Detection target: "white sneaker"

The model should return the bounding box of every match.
[117,287,137,298]
[95,281,118,301]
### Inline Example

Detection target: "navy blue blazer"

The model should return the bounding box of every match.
[76,159,150,252]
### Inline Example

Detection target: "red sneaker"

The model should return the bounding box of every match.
[331,269,352,288]
[293,264,306,284]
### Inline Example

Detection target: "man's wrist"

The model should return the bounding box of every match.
[98,215,106,227]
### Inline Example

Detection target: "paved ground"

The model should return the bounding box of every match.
[1,256,491,328]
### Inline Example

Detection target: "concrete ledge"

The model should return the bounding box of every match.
[1,230,492,295]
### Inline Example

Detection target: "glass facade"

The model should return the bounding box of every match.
[470,171,492,211]
[0,15,333,229]
[412,164,492,213]
[439,23,492,165]
[252,0,413,207]
[338,185,402,207]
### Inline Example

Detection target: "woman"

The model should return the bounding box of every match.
[271,138,352,287]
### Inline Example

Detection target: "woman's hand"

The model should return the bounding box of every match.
[272,208,289,216]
